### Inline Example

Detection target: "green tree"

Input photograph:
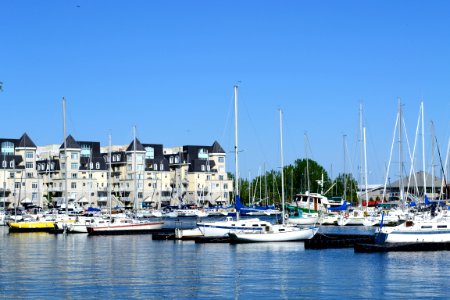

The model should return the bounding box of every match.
[332,173,358,204]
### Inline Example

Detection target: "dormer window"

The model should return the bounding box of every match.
[81,145,91,157]
[169,156,174,164]
[145,147,154,159]
[175,156,180,163]
[198,148,208,160]
[1,141,14,155]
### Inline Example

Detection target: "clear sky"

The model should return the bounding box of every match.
[1,1,450,185]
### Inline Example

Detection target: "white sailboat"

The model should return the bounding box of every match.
[228,109,318,242]
[86,131,164,235]
[378,211,450,243]
[193,85,271,239]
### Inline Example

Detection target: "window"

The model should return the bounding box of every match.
[219,175,224,181]
[89,162,93,170]
[2,160,6,168]
[145,147,154,159]
[201,165,205,171]
[153,163,157,170]
[160,164,164,171]
[137,164,143,171]
[175,156,180,163]
[127,164,132,171]
[198,148,208,160]
[71,182,77,189]
[72,173,77,179]
[26,173,33,178]
[81,145,91,157]
[32,182,38,189]
[10,172,14,178]
[61,163,66,170]
[170,156,174,164]
[127,155,132,162]
[26,151,34,159]
[224,183,228,190]
[71,152,78,160]
[218,157,224,163]
[71,163,78,170]
[9,161,14,168]
[15,182,20,189]
[96,162,100,169]
[1,141,14,155]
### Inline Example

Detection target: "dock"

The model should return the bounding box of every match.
[304,233,375,249]
[354,242,450,253]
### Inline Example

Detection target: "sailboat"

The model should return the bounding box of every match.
[228,109,318,242]
[86,129,164,235]
[8,98,75,233]
[193,85,273,238]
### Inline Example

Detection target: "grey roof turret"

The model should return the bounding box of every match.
[17,133,37,148]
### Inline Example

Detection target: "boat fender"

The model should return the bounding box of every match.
[285,213,289,219]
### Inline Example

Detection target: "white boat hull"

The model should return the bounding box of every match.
[381,219,450,243]
[229,225,318,242]
[87,219,164,235]
[197,217,271,237]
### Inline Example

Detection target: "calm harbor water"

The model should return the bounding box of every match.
[1,219,450,299]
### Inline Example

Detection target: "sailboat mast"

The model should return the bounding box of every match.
[133,126,138,211]
[63,97,68,215]
[398,98,404,203]
[234,85,239,198]
[108,133,112,216]
[343,134,347,200]
[279,109,285,225]
[421,101,426,196]
[363,127,369,210]
[359,102,363,207]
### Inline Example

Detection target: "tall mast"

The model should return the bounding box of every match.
[398,98,404,203]
[63,97,68,215]
[279,109,285,225]
[133,126,137,211]
[343,134,347,200]
[363,127,369,210]
[234,85,239,198]
[108,133,112,216]
[359,102,363,207]
[421,101,426,196]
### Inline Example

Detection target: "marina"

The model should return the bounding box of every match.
[2,220,450,299]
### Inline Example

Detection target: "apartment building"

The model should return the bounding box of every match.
[2,133,232,210]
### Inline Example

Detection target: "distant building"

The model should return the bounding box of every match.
[1,133,232,210]
[0,133,38,209]
[357,171,443,202]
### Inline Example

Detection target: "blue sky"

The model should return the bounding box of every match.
[1,1,450,185]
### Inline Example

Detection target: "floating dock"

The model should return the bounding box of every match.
[354,242,450,253]
[304,233,375,249]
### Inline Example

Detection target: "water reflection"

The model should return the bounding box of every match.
[1,226,450,299]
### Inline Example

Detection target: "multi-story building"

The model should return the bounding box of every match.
[0,133,39,209]
[36,135,109,209]
[0,133,234,210]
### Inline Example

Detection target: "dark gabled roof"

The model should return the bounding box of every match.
[60,134,81,149]
[126,138,145,152]
[17,133,36,148]
[210,141,225,153]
